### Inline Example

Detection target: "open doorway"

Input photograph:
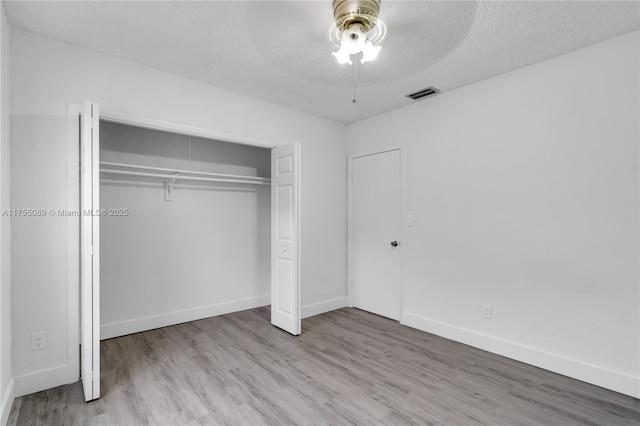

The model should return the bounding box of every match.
[98,120,272,340]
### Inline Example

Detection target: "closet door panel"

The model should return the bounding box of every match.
[271,143,301,335]
[80,101,100,402]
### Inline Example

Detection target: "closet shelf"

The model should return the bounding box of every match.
[99,161,271,186]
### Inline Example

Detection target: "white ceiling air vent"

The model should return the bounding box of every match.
[406,86,440,100]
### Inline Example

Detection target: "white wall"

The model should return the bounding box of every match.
[11,29,348,396]
[348,31,639,397]
[100,122,271,339]
[0,4,12,423]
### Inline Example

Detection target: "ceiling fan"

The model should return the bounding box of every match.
[330,0,386,65]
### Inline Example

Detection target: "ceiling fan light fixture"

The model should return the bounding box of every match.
[331,0,384,65]
[332,25,366,65]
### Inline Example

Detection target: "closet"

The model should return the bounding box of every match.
[98,120,272,340]
[76,103,300,402]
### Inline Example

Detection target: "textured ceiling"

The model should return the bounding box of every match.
[4,1,640,123]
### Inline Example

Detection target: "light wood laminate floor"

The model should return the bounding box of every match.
[8,307,640,425]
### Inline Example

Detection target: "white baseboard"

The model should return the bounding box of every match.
[102,294,348,339]
[13,364,77,398]
[302,296,348,319]
[101,294,271,340]
[1,379,14,426]
[402,312,640,398]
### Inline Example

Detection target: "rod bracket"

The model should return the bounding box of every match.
[164,173,178,201]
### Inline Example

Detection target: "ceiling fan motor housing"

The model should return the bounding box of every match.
[333,0,380,33]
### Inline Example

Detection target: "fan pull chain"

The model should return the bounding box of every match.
[352,58,359,103]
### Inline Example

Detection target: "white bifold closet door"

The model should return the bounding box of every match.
[271,143,301,335]
[80,101,100,402]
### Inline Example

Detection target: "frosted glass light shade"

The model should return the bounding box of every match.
[360,40,381,63]
[332,25,381,65]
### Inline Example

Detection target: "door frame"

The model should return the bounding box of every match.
[67,104,289,385]
[347,146,406,319]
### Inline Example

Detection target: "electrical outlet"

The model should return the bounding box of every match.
[32,332,47,351]
[482,304,492,319]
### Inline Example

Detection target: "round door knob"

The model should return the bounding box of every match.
[390,241,398,247]
[283,248,287,253]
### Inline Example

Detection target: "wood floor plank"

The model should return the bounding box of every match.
[8,306,640,425]
[6,397,21,426]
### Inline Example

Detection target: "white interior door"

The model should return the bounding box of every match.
[271,143,301,335]
[351,149,401,320]
[80,101,100,401]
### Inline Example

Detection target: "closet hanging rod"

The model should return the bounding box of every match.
[100,169,269,186]
[99,178,259,192]
[99,161,269,182]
